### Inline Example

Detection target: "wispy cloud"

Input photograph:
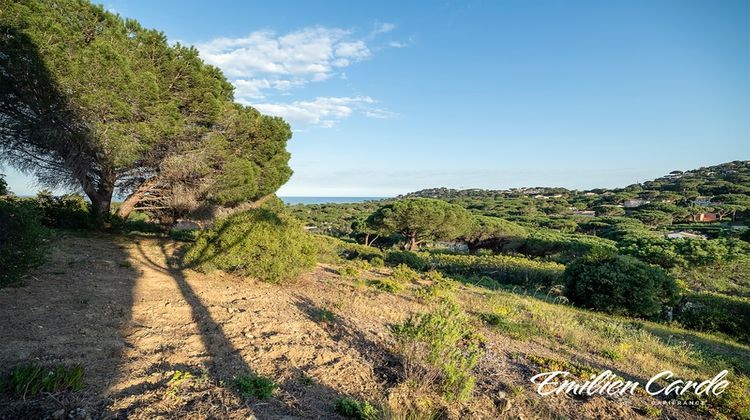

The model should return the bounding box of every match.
[370,22,396,37]
[196,24,398,127]
[196,27,372,99]
[252,96,377,128]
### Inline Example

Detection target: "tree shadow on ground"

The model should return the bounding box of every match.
[292,295,402,388]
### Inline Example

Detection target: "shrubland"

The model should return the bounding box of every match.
[184,207,316,283]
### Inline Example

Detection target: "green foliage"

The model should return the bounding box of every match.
[1,1,292,220]
[390,264,420,283]
[168,228,197,242]
[0,174,7,196]
[232,373,277,399]
[367,198,473,250]
[511,229,617,263]
[620,237,750,269]
[385,250,427,271]
[478,311,541,341]
[564,253,680,319]
[676,293,750,344]
[0,197,48,287]
[461,215,528,251]
[184,208,316,283]
[368,278,405,293]
[426,253,564,289]
[311,234,383,264]
[35,190,91,229]
[335,397,380,420]
[393,300,481,401]
[0,363,83,398]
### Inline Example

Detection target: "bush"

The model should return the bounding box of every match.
[564,253,680,319]
[676,293,750,344]
[233,374,277,399]
[311,234,383,264]
[385,250,427,271]
[335,397,380,419]
[35,191,91,229]
[368,278,404,293]
[184,208,317,283]
[0,198,48,287]
[391,264,420,283]
[393,300,481,401]
[0,363,83,398]
[427,253,564,289]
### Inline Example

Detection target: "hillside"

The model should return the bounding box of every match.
[1,233,748,418]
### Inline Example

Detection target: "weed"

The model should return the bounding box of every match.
[0,363,83,398]
[299,374,315,386]
[391,264,420,283]
[393,300,481,401]
[335,397,380,419]
[233,373,277,399]
[369,278,404,293]
[338,265,360,279]
[313,308,336,323]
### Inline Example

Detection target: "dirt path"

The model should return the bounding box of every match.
[0,234,399,419]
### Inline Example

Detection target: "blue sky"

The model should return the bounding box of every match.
[4,0,749,196]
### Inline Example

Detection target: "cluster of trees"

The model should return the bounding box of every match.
[1,0,292,224]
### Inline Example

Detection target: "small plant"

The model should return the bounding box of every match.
[393,300,481,401]
[368,278,405,293]
[335,397,380,419]
[599,348,622,361]
[391,264,420,283]
[299,373,315,386]
[313,308,336,323]
[0,363,84,398]
[369,256,385,267]
[338,265,360,279]
[165,370,194,399]
[233,373,277,399]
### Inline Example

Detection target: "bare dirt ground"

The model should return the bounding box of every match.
[0,233,701,419]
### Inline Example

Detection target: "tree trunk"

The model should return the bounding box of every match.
[116,178,158,220]
[85,188,113,227]
[364,233,370,246]
[406,233,418,251]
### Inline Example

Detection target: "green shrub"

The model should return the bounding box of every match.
[338,265,360,279]
[35,191,91,229]
[184,208,316,283]
[564,253,680,319]
[369,256,384,267]
[0,363,83,398]
[233,374,277,399]
[335,397,380,419]
[385,250,427,271]
[368,278,404,293]
[427,253,564,288]
[478,311,541,341]
[168,228,197,242]
[393,300,481,401]
[509,229,617,263]
[0,198,48,287]
[391,264,420,283]
[676,293,750,344]
[311,234,383,264]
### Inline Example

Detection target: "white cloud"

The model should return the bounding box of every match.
[389,40,410,48]
[371,22,396,36]
[196,24,398,127]
[196,27,371,99]
[253,96,377,128]
[364,108,399,119]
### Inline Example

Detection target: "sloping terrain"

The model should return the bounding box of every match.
[0,233,746,419]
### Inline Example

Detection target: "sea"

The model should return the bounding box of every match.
[280,197,388,205]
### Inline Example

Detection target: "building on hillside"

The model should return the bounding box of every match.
[665,231,706,240]
[696,213,719,222]
[693,196,713,206]
[623,199,650,208]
